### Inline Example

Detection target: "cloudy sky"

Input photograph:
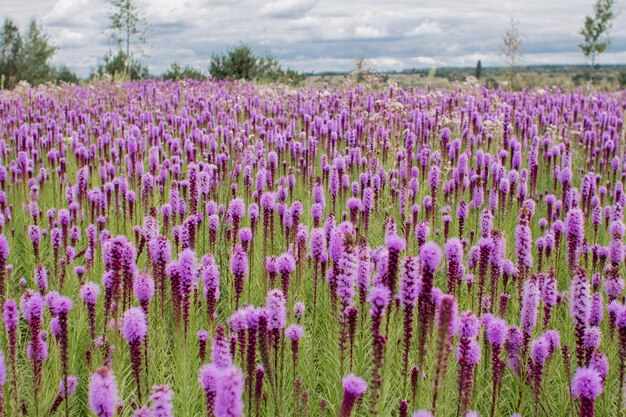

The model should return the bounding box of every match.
[2,0,626,77]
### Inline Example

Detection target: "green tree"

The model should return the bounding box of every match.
[0,18,57,88]
[210,44,257,81]
[475,59,482,79]
[92,49,149,80]
[54,65,79,84]
[0,18,24,88]
[21,19,57,85]
[579,0,615,78]
[162,62,205,81]
[107,0,149,78]
[256,56,305,85]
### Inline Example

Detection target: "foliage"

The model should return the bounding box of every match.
[162,62,205,81]
[209,44,257,81]
[20,20,58,86]
[54,65,80,84]
[0,18,23,88]
[255,56,305,85]
[209,44,304,85]
[107,0,149,78]
[92,49,150,81]
[579,0,615,69]
[0,18,57,88]
[618,71,626,88]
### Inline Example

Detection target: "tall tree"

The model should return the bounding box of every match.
[0,18,23,88]
[502,18,522,87]
[579,0,615,78]
[107,0,149,79]
[21,19,57,86]
[0,18,57,88]
[475,59,482,80]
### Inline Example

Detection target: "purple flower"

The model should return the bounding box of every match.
[88,367,118,417]
[588,293,604,327]
[122,307,148,344]
[212,324,233,368]
[286,324,304,342]
[400,256,420,308]
[565,209,584,269]
[265,289,286,330]
[59,375,78,398]
[572,367,603,400]
[458,311,480,339]
[151,385,174,417]
[368,285,391,313]
[520,277,539,336]
[444,238,463,293]
[339,374,367,417]
[277,252,296,298]
[487,318,507,347]
[199,363,220,413]
[419,242,442,274]
[411,412,434,417]
[134,273,155,305]
[230,245,248,306]
[329,228,345,263]
[2,299,18,332]
[214,365,244,417]
[570,269,590,324]
[0,349,5,387]
[530,337,549,367]
[20,290,44,324]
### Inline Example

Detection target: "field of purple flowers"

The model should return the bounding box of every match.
[0,80,624,417]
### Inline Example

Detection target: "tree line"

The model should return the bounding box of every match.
[0,0,618,89]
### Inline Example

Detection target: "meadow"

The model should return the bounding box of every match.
[0,80,624,417]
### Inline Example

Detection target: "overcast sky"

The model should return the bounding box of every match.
[2,0,626,77]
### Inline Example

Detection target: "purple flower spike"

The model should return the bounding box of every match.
[214,365,244,417]
[565,208,584,271]
[88,367,118,417]
[339,374,367,417]
[151,384,174,417]
[230,245,248,307]
[572,367,603,417]
[122,307,147,401]
[122,307,148,344]
[419,242,442,274]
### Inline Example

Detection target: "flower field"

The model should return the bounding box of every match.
[0,80,624,417]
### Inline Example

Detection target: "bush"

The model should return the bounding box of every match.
[209,44,257,81]
[618,71,626,88]
[54,65,79,84]
[209,44,304,85]
[162,62,205,81]
[485,77,499,89]
[91,50,149,81]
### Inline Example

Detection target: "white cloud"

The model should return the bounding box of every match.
[56,28,87,47]
[259,0,317,18]
[3,0,626,77]
[405,21,443,37]
[353,26,388,39]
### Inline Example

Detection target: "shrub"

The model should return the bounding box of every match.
[162,62,205,81]
[209,44,304,85]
